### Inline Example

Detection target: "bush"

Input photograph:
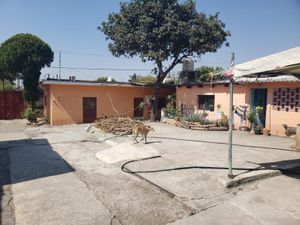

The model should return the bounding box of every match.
[184,112,216,125]
[247,111,255,124]
[21,107,38,123]
[165,94,177,118]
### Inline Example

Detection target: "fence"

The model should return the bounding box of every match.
[0,91,26,119]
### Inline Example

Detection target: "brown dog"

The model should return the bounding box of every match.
[132,125,154,144]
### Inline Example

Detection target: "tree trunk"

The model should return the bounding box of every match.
[150,83,161,122]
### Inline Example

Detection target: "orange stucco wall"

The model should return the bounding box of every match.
[43,84,174,125]
[177,82,300,136]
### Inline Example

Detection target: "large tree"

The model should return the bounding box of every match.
[0,33,53,109]
[100,0,230,121]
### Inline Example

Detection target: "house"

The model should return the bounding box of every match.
[42,78,175,125]
[177,47,300,136]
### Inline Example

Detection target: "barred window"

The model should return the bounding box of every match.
[198,95,215,111]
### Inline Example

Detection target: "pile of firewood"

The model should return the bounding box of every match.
[95,116,143,135]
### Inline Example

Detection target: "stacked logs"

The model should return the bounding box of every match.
[95,116,143,135]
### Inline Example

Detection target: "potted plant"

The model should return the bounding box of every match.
[247,111,255,132]
[253,124,263,135]
[253,106,264,135]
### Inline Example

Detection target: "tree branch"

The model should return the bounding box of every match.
[164,54,188,75]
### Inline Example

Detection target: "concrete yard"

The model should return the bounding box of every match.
[0,120,300,225]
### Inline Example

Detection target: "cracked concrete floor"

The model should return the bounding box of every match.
[1,120,300,225]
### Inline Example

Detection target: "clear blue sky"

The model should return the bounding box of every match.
[1,0,300,81]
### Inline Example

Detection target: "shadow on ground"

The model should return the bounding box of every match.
[250,159,300,179]
[0,139,75,225]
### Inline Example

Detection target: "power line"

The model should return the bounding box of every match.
[53,49,113,58]
[49,66,152,71]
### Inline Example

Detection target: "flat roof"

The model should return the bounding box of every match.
[177,74,300,87]
[41,78,175,88]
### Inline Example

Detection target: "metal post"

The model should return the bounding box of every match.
[228,53,235,178]
[59,51,61,79]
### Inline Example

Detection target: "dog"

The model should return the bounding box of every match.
[132,125,154,144]
[282,124,296,137]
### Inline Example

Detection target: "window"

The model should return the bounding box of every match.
[198,95,215,111]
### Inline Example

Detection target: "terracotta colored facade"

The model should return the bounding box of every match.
[177,82,300,136]
[42,81,174,125]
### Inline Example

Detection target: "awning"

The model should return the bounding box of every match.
[234,46,300,78]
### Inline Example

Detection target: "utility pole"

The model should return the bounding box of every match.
[227,52,235,178]
[59,51,61,79]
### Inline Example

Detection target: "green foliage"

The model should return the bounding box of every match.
[219,116,229,127]
[255,106,263,113]
[0,79,16,90]
[247,111,255,124]
[100,0,229,120]
[97,76,117,82]
[144,95,154,105]
[194,66,224,82]
[248,107,264,133]
[21,107,38,124]
[165,94,177,118]
[184,112,215,125]
[0,48,16,82]
[0,33,53,109]
[128,74,156,83]
[100,0,229,64]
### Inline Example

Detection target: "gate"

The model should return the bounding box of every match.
[0,91,26,119]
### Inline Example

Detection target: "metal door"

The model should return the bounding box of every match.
[83,97,97,123]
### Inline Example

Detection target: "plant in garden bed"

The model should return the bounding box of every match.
[183,112,216,125]
[218,113,229,127]
[164,94,178,118]
[248,106,264,134]
[253,106,264,134]
[21,107,39,124]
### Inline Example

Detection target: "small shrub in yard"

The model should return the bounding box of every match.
[164,94,178,118]
[184,112,216,125]
[21,107,38,124]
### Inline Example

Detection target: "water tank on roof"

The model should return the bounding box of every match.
[163,74,175,84]
[182,57,194,71]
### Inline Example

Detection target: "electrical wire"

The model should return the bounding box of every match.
[49,66,152,71]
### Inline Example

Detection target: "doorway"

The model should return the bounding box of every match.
[134,98,144,118]
[251,88,267,127]
[83,97,97,123]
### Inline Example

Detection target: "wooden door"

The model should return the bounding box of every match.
[83,97,97,123]
[134,98,144,118]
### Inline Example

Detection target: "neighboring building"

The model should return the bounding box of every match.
[42,79,174,125]
[177,76,300,136]
[177,46,300,137]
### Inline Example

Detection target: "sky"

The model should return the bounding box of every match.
[0,0,300,82]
